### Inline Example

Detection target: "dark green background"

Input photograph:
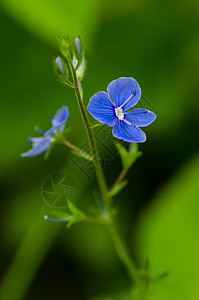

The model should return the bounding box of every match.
[0,0,199,299]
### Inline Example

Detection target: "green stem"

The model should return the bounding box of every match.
[74,60,80,71]
[108,167,128,197]
[71,65,109,210]
[84,215,111,225]
[89,121,103,128]
[109,221,141,286]
[63,139,93,161]
[71,64,141,287]
[65,79,76,88]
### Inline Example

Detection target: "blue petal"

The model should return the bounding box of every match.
[44,126,57,137]
[44,124,65,137]
[28,136,48,143]
[21,138,51,157]
[107,77,141,111]
[74,37,81,55]
[112,120,146,143]
[45,107,69,137]
[51,106,69,127]
[55,57,65,75]
[87,91,117,126]
[124,108,156,127]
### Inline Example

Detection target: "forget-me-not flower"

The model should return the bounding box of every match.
[87,77,156,143]
[21,106,69,157]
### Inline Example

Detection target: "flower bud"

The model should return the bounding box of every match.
[76,57,86,80]
[74,37,81,56]
[55,57,65,75]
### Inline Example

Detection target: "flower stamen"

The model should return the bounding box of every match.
[120,89,136,108]
[115,107,124,120]
[123,119,132,125]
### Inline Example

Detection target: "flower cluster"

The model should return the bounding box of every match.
[21,78,156,157]
[55,37,85,81]
[87,77,156,143]
[22,36,156,158]
[21,106,69,157]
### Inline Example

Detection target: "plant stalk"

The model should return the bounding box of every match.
[63,139,93,161]
[108,167,128,197]
[71,65,141,287]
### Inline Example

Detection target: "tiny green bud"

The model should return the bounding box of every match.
[57,35,72,59]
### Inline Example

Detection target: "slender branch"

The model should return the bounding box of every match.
[108,168,128,197]
[63,139,93,161]
[65,79,76,88]
[89,121,102,128]
[84,215,111,225]
[74,60,80,71]
[44,214,111,225]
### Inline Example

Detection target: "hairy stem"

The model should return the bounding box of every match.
[71,64,141,287]
[63,139,93,161]
[65,79,76,88]
[71,65,109,210]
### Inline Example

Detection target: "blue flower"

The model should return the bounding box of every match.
[21,106,69,157]
[87,77,156,143]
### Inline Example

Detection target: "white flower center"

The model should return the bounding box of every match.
[115,107,124,120]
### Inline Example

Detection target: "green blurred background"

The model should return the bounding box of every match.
[0,0,199,299]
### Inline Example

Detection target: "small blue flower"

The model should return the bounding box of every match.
[55,57,65,75]
[87,77,156,143]
[21,106,69,157]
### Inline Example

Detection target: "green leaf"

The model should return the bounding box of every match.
[57,35,73,60]
[115,142,128,159]
[115,142,142,169]
[68,202,84,217]
[108,180,128,197]
[137,154,199,299]
[43,142,54,160]
[67,202,86,227]
[62,127,71,136]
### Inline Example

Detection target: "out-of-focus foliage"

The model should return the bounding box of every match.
[137,154,199,299]
[115,143,142,169]
[0,0,199,299]
[0,0,101,43]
